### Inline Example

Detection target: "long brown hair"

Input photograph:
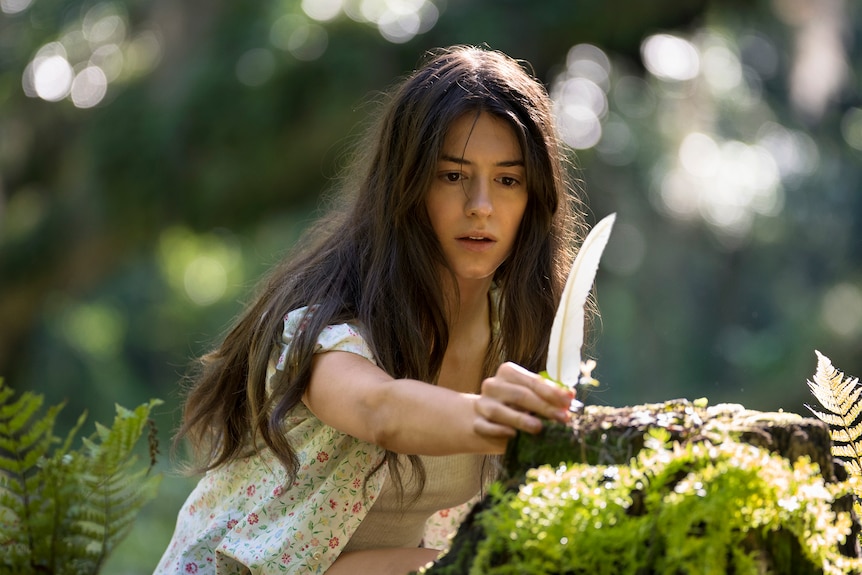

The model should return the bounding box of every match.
[176,46,585,488]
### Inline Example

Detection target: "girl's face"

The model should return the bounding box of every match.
[425,112,528,293]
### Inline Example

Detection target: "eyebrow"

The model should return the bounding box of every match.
[439,153,525,168]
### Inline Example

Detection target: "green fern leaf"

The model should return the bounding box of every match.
[71,399,163,573]
[0,380,65,566]
[0,380,162,574]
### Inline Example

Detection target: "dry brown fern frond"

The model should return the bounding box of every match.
[806,350,862,485]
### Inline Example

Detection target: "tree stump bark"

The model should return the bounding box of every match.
[423,400,861,574]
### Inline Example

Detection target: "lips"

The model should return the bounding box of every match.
[456,232,497,252]
[457,231,497,242]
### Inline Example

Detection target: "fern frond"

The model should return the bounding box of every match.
[806,351,861,419]
[0,380,163,574]
[833,444,862,463]
[40,449,89,575]
[72,399,163,573]
[831,423,862,444]
[0,392,62,481]
[807,409,854,428]
[0,380,65,564]
[806,350,862,481]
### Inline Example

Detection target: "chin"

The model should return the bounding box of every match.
[454,271,497,284]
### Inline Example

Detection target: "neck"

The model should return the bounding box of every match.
[442,277,493,338]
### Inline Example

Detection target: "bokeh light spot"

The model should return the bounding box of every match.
[359,0,387,22]
[658,169,700,220]
[378,9,421,43]
[124,31,163,78]
[641,34,700,81]
[702,43,742,94]
[71,66,108,108]
[158,227,243,307]
[302,0,343,21]
[22,14,156,105]
[2,187,46,241]
[613,76,656,119]
[679,132,720,178]
[659,135,783,242]
[556,77,607,119]
[270,16,329,61]
[551,44,610,151]
[82,4,127,47]
[33,55,74,102]
[90,43,125,81]
[757,122,819,179]
[60,302,126,358]
[556,104,602,150]
[840,108,862,151]
[58,29,90,64]
[596,117,637,166]
[184,256,228,306]
[821,283,862,338]
[566,44,611,91]
[0,0,32,14]
[341,0,437,43]
[236,48,275,87]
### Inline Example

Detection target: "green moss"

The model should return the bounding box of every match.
[460,430,861,575]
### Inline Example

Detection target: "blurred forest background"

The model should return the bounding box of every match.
[1,0,861,571]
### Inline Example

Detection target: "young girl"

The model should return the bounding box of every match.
[155,45,586,575]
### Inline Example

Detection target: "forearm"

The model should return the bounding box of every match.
[304,352,566,457]
[369,379,506,455]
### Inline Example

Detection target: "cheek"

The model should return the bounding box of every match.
[511,197,529,230]
[425,200,452,244]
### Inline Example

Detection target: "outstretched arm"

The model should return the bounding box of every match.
[303,352,572,455]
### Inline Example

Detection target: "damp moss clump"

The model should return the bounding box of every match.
[468,430,862,575]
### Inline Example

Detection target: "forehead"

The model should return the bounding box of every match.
[440,112,523,160]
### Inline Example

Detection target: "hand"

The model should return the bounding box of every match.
[472,361,574,439]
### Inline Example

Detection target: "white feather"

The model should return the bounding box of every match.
[546,213,616,387]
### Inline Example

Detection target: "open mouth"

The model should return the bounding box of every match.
[456,235,496,251]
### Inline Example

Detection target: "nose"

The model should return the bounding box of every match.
[464,179,492,218]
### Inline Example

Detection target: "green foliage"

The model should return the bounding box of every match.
[469,429,861,575]
[0,379,162,574]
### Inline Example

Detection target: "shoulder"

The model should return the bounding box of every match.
[275,307,377,370]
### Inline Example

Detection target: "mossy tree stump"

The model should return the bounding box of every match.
[423,400,862,574]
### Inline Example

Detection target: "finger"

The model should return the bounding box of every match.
[471,416,518,440]
[496,362,574,408]
[475,395,544,434]
[481,382,570,425]
[482,374,571,424]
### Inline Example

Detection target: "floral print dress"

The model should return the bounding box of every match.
[154,309,474,575]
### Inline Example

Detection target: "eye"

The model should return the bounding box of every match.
[499,176,520,187]
[443,172,463,183]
